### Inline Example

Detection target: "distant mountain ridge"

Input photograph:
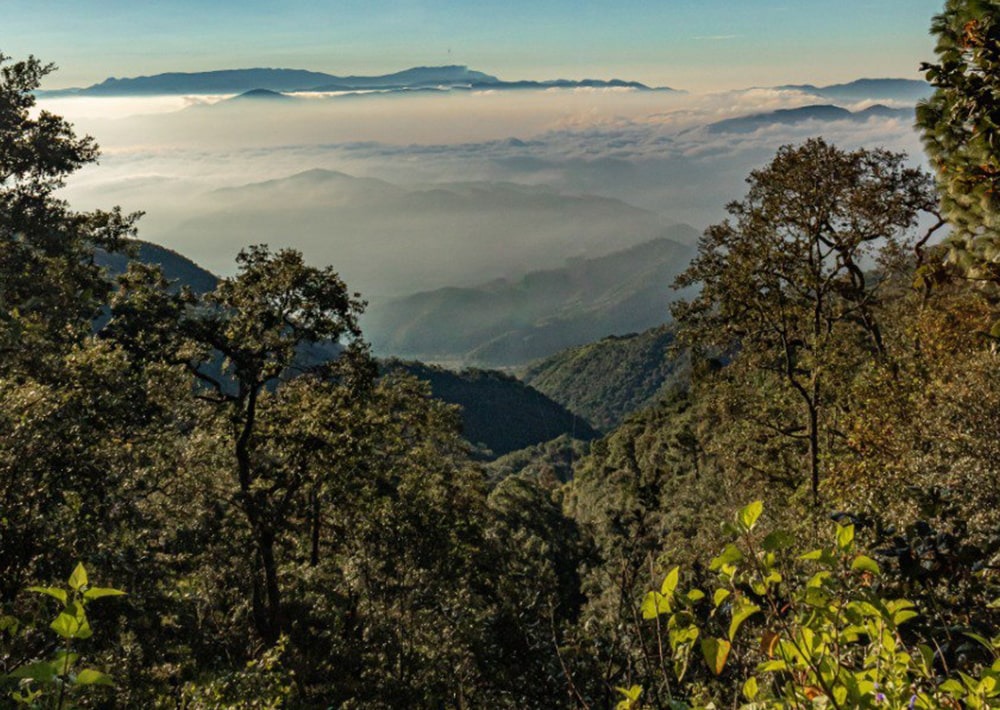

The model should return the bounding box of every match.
[384,360,598,459]
[42,65,674,96]
[706,103,914,134]
[776,78,931,103]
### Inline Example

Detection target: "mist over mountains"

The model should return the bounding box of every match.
[44,67,934,375]
[153,169,688,302]
[365,231,697,367]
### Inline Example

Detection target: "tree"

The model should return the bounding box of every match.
[672,139,936,502]
[918,0,1000,277]
[0,53,139,378]
[109,245,373,645]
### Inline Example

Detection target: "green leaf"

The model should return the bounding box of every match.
[661,566,680,596]
[83,587,126,601]
[759,659,787,673]
[762,530,795,551]
[686,589,705,604]
[7,661,57,682]
[940,679,965,696]
[615,685,642,709]
[51,652,79,672]
[743,676,759,701]
[641,591,671,620]
[27,586,67,604]
[713,588,731,608]
[851,555,881,575]
[894,609,919,626]
[737,501,764,532]
[50,610,91,640]
[836,524,855,551]
[966,632,994,651]
[729,599,761,640]
[701,637,731,676]
[0,615,20,635]
[710,543,743,571]
[68,563,88,592]
[74,669,114,686]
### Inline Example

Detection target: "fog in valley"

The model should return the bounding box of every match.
[43,85,926,362]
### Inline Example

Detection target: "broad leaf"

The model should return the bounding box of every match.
[737,500,764,532]
[729,599,761,640]
[68,563,88,592]
[83,587,126,600]
[8,661,57,682]
[75,669,114,686]
[661,566,680,596]
[701,637,731,676]
[27,586,67,604]
[851,555,880,575]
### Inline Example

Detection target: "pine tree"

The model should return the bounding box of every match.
[918,0,1000,278]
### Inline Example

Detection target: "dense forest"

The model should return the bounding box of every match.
[3,1,1000,708]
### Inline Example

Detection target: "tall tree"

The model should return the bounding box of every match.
[110,245,373,645]
[672,139,936,502]
[918,0,1000,277]
[0,53,139,377]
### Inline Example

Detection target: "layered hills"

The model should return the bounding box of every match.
[521,324,685,432]
[163,170,686,303]
[95,240,598,459]
[365,230,697,367]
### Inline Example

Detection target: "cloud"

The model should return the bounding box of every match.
[51,89,927,295]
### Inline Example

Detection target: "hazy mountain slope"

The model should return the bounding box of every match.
[385,360,598,458]
[164,170,683,302]
[706,104,913,134]
[95,239,219,293]
[366,232,697,367]
[520,324,687,431]
[777,78,932,103]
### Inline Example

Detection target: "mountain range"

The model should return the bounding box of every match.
[42,65,673,97]
[365,230,697,367]
[705,103,914,134]
[159,169,687,303]
[777,78,932,103]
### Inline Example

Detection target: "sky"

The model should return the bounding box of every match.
[6,0,944,92]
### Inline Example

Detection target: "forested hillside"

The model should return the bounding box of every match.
[383,360,598,457]
[3,3,1000,707]
[520,324,685,431]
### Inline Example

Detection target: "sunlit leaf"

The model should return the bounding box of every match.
[701,637,731,676]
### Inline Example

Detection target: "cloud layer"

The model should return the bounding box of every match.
[47,87,927,302]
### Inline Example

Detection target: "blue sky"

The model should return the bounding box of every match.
[6,0,944,91]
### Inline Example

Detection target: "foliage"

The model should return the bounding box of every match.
[0,53,140,378]
[672,138,936,501]
[2,563,124,709]
[639,502,1000,709]
[521,324,687,432]
[384,359,597,458]
[176,637,295,710]
[918,0,1000,276]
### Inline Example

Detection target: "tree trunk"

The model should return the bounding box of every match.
[807,389,820,505]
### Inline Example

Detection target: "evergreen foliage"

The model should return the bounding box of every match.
[918,0,1000,276]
